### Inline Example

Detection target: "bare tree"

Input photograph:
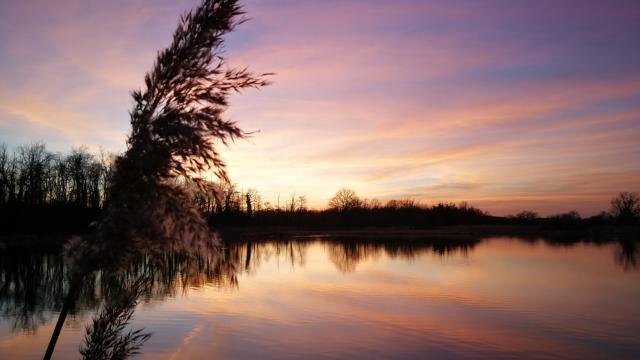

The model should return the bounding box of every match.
[328,188,362,211]
[286,193,297,212]
[245,188,260,213]
[297,195,308,211]
[17,142,52,206]
[610,192,640,221]
[512,210,539,220]
[66,147,92,207]
[0,144,8,205]
[5,154,19,204]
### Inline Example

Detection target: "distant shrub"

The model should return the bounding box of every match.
[610,192,640,222]
[550,210,581,221]
[512,211,539,221]
[328,189,362,211]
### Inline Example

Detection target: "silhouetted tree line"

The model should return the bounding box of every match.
[0,142,113,233]
[207,193,490,228]
[206,188,640,229]
[1,142,638,233]
[506,192,640,228]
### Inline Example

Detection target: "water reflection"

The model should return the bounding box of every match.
[1,235,637,337]
[615,239,639,270]
[0,249,236,334]
[0,251,69,332]
[324,237,478,273]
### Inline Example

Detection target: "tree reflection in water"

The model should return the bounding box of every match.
[615,239,639,271]
[0,251,70,332]
[325,238,477,273]
[1,238,480,337]
[3,234,636,349]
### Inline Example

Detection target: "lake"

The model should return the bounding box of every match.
[1,235,639,359]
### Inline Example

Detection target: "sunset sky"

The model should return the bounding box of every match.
[1,0,639,215]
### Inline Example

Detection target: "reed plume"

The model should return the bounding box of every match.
[45,1,268,359]
[66,0,270,271]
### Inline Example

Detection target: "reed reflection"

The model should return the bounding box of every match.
[75,250,236,359]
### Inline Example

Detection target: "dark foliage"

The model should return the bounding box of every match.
[204,188,639,230]
[2,148,639,233]
[610,192,640,223]
[0,143,110,234]
[207,201,491,228]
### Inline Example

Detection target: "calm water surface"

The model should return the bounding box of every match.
[1,236,639,359]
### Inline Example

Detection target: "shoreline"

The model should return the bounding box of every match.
[1,224,637,251]
[217,224,638,243]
